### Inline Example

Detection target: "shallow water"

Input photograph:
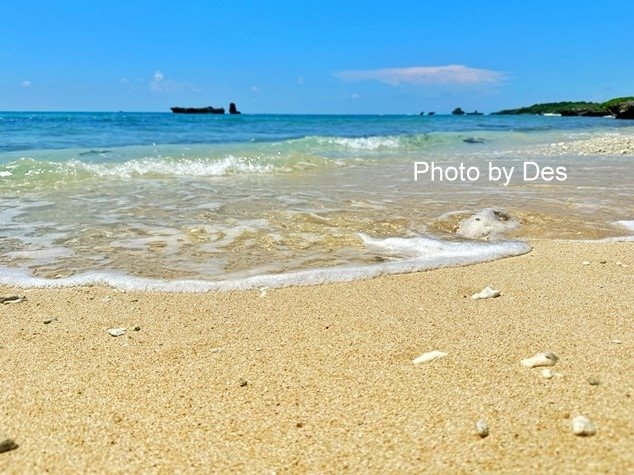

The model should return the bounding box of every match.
[1,113,632,289]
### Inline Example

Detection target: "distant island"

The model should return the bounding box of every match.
[451,107,483,116]
[493,97,634,119]
[170,102,241,115]
[171,106,225,114]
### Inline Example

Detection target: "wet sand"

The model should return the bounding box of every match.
[0,240,632,473]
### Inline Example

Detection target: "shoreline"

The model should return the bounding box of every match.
[0,237,532,292]
[1,238,632,473]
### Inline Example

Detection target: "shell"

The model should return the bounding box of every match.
[521,352,558,368]
[412,351,447,364]
[0,295,25,304]
[107,328,126,337]
[471,287,501,300]
[475,419,489,438]
[571,415,596,436]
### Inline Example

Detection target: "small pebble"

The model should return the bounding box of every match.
[133,325,141,332]
[0,438,18,453]
[0,295,25,304]
[43,318,55,324]
[107,328,126,337]
[239,378,248,387]
[210,347,223,353]
[521,352,558,368]
[600,260,607,264]
[475,419,489,438]
[412,351,447,364]
[571,415,596,436]
[611,339,622,344]
[587,377,600,386]
[471,287,501,300]
[541,368,563,379]
[582,260,591,265]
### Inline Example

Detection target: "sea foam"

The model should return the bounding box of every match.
[0,235,531,292]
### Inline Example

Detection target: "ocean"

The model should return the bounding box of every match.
[1,112,632,291]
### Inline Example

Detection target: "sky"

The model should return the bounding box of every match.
[2,1,633,114]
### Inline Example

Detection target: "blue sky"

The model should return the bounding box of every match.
[2,1,633,113]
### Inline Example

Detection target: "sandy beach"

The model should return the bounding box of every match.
[0,239,632,473]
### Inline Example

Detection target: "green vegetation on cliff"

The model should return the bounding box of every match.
[494,97,634,117]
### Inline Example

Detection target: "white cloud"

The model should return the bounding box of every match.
[250,86,260,93]
[150,70,198,93]
[150,71,165,91]
[20,80,32,88]
[335,65,508,86]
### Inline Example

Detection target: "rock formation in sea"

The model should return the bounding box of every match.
[609,100,634,119]
[229,103,241,115]
[452,107,465,115]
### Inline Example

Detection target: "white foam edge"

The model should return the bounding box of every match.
[614,220,634,232]
[0,236,531,292]
[589,220,634,242]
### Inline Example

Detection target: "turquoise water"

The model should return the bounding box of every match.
[4,112,632,153]
[1,113,632,289]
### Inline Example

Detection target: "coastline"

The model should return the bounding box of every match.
[2,115,633,286]
[1,239,632,473]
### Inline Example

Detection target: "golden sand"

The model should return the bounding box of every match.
[0,240,632,473]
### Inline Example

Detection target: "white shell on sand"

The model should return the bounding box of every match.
[471,287,501,300]
[107,328,126,337]
[582,260,591,265]
[0,295,25,304]
[521,352,558,368]
[475,419,489,438]
[571,415,596,436]
[412,351,447,364]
